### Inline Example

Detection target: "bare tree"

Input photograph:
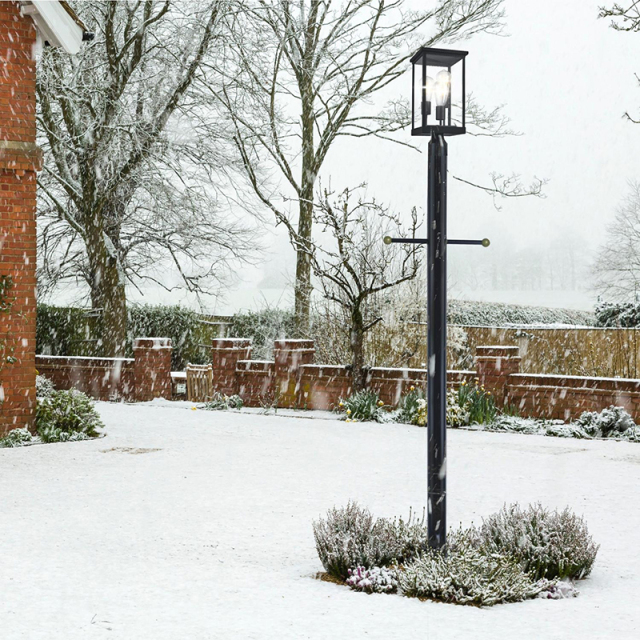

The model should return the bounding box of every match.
[297,185,422,390]
[36,1,258,356]
[593,181,640,301]
[215,0,517,332]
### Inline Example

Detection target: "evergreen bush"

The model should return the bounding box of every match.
[36,374,55,399]
[575,405,636,438]
[35,389,104,441]
[202,393,244,410]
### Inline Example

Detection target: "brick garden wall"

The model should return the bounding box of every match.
[0,2,41,434]
[212,339,640,421]
[35,338,173,403]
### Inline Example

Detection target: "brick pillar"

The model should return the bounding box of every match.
[475,345,521,407]
[0,4,41,434]
[133,338,173,402]
[273,339,315,408]
[211,338,251,396]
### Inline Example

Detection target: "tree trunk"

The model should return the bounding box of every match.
[85,216,127,357]
[294,80,316,335]
[351,307,366,392]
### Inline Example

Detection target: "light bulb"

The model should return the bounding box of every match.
[435,70,451,107]
[424,76,435,103]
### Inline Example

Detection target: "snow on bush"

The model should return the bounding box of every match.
[346,566,398,594]
[313,502,398,580]
[35,389,103,442]
[36,374,55,399]
[575,405,635,438]
[0,428,37,448]
[479,503,599,581]
[203,393,244,411]
[537,580,580,600]
[448,299,595,327]
[398,530,551,606]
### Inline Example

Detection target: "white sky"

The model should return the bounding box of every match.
[132,0,640,315]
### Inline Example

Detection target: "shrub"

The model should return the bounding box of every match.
[575,406,636,438]
[346,566,398,594]
[202,393,244,411]
[395,388,469,427]
[312,502,399,581]
[338,391,385,423]
[457,379,496,424]
[36,374,55,399]
[35,389,103,440]
[398,530,549,606]
[0,427,35,448]
[479,503,599,581]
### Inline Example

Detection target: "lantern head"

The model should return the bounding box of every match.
[411,47,467,136]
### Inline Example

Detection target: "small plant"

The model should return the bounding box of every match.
[346,566,398,594]
[479,503,599,581]
[457,379,497,424]
[337,390,385,423]
[36,374,55,399]
[203,393,244,411]
[35,389,103,440]
[395,386,427,425]
[575,405,636,438]
[395,387,469,427]
[0,427,36,448]
[398,530,550,606]
[312,502,398,581]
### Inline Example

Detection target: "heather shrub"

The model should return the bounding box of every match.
[346,566,398,594]
[338,391,385,423]
[398,530,549,606]
[35,389,103,440]
[479,503,599,581]
[313,502,400,580]
[575,406,635,438]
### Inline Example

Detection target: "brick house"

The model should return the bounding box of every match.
[0,1,86,433]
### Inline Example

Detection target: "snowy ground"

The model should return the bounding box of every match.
[1,402,639,640]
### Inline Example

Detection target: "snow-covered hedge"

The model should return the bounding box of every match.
[448,300,595,327]
[37,303,221,369]
[479,503,599,581]
[36,374,55,399]
[594,301,640,327]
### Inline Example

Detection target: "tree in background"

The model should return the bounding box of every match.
[296,185,422,390]
[37,1,257,356]
[592,181,640,301]
[216,0,535,333]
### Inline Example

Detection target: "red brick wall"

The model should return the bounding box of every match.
[0,2,40,433]
[133,338,173,402]
[36,355,135,401]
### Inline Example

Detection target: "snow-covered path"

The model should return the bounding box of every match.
[1,402,638,640]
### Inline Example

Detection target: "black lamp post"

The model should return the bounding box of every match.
[385,48,488,550]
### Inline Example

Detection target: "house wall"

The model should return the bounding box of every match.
[0,2,41,433]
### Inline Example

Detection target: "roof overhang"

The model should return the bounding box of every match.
[21,0,87,54]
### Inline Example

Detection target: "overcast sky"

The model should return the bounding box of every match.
[132,0,640,315]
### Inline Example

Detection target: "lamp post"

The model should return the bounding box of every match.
[385,48,488,550]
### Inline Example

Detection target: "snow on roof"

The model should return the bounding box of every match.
[21,0,87,54]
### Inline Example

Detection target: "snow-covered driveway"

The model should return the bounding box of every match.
[1,402,638,640]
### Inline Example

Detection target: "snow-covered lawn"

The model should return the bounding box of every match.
[1,402,639,640]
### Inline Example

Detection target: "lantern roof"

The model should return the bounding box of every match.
[410,47,468,67]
